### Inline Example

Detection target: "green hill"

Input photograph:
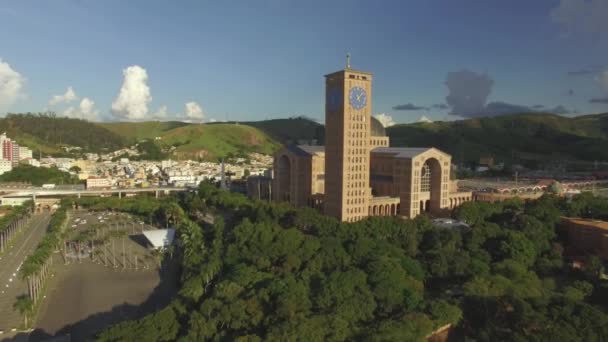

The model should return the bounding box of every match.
[386,112,608,166]
[239,116,325,144]
[98,121,189,144]
[0,113,127,154]
[158,123,281,160]
[101,121,282,160]
[7,111,608,165]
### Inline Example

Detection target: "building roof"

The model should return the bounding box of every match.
[285,146,448,160]
[142,229,175,248]
[371,147,435,159]
[324,68,373,78]
[288,145,325,157]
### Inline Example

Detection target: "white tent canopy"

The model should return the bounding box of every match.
[142,229,175,249]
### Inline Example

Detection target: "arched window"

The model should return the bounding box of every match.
[421,162,431,192]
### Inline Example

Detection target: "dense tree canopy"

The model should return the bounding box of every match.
[0,165,81,186]
[94,185,608,341]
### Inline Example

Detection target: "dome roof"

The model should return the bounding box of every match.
[548,181,564,194]
[370,116,386,137]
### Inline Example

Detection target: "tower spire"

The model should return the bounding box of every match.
[346,53,351,69]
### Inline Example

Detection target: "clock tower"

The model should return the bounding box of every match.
[324,55,372,222]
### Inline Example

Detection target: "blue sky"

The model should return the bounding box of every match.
[1,0,607,124]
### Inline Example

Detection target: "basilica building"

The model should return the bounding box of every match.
[272,59,471,222]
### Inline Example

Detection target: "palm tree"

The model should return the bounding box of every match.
[13,295,33,328]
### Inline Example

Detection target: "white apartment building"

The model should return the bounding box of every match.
[19,146,33,160]
[0,159,12,175]
[86,177,112,189]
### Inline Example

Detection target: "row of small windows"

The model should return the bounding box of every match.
[348,173,364,180]
[347,148,366,155]
[350,115,367,122]
[347,157,366,163]
[349,131,366,138]
[371,139,388,146]
[347,206,365,215]
[351,123,365,130]
[348,74,368,80]
[347,181,365,189]
[347,197,365,205]
[349,140,366,147]
[347,190,366,197]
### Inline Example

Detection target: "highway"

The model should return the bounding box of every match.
[0,213,51,333]
[0,186,189,199]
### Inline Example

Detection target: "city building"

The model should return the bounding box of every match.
[272,58,471,221]
[11,143,20,166]
[86,176,112,189]
[0,159,12,175]
[0,133,33,166]
[246,175,273,201]
[18,146,33,160]
[1,135,14,163]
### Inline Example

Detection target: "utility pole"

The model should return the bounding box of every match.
[122,237,126,269]
[112,239,116,268]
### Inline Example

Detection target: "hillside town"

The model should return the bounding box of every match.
[0,132,273,189]
[0,133,35,174]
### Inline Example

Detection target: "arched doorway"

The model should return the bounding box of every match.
[277,155,292,202]
[419,158,443,213]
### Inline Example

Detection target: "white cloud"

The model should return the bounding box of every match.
[418,115,433,123]
[111,65,152,120]
[49,86,77,105]
[373,113,395,128]
[185,101,205,121]
[445,69,494,117]
[63,97,100,121]
[150,105,172,120]
[550,0,608,37]
[0,58,26,111]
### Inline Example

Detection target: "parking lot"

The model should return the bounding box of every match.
[30,209,178,340]
[63,210,163,270]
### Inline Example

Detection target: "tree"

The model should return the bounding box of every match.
[13,295,33,328]
[69,165,82,173]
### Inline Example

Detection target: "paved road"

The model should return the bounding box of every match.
[0,214,50,333]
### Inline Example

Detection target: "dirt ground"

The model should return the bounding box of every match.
[29,259,178,341]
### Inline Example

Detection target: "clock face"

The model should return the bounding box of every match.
[349,86,367,110]
[327,87,342,111]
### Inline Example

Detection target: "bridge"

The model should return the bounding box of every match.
[0,186,191,201]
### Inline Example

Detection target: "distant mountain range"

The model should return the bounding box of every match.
[3,112,608,164]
